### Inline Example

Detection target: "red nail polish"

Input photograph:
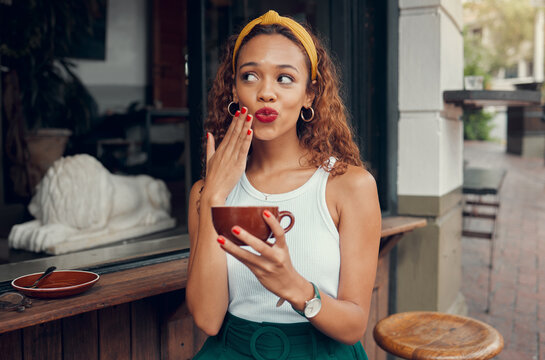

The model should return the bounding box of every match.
[247,129,252,136]
[263,210,271,218]
[232,227,241,235]
[235,110,240,117]
[217,237,225,245]
[206,132,209,139]
[246,114,252,121]
[241,107,247,114]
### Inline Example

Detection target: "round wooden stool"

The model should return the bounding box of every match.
[373,311,503,360]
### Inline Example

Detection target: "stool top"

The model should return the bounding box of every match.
[463,167,506,195]
[373,311,504,360]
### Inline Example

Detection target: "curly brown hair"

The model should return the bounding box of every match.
[202,20,363,178]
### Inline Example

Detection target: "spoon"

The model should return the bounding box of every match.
[28,266,56,288]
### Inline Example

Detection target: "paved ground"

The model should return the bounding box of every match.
[461,141,545,360]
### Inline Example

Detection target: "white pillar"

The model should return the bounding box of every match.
[397,0,466,315]
[534,6,544,82]
[519,59,528,78]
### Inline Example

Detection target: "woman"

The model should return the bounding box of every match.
[187,10,381,359]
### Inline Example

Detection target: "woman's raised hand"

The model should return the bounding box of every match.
[203,107,253,203]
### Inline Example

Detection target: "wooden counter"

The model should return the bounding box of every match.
[0,216,426,360]
[0,259,189,334]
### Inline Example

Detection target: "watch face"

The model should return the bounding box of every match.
[304,298,322,318]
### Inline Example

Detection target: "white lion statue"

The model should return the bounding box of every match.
[9,154,176,254]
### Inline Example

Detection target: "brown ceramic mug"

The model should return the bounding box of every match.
[211,206,295,246]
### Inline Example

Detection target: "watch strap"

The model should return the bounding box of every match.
[292,282,320,317]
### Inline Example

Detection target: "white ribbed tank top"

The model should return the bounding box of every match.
[225,158,340,323]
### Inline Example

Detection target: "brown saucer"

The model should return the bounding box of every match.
[12,270,99,299]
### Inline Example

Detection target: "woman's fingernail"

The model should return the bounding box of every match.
[217,237,225,245]
[263,210,271,218]
[247,129,252,136]
[232,226,241,235]
[235,110,240,117]
[246,114,252,122]
[206,132,209,139]
[241,107,247,114]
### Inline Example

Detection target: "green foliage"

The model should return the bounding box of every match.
[463,28,493,88]
[0,0,101,135]
[463,0,535,76]
[463,110,495,140]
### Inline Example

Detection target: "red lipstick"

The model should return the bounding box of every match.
[255,107,278,123]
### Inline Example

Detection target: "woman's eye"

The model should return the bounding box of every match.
[278,75,293,84]
[242,73,258,82]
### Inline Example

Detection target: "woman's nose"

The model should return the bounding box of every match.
[257,81,277,102]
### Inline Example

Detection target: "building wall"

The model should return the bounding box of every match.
[72,0,149,113]
[488,106,507,143]
[396,0,467,314]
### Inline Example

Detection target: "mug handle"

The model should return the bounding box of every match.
[270,211,295,238]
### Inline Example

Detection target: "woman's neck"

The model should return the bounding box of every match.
[247,133,310,174]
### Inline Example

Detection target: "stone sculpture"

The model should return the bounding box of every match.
[9,154,175,254]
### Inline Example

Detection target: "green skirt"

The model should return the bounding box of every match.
[193,313,368,360]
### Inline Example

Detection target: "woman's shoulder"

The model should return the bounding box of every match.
[328,164,377,200]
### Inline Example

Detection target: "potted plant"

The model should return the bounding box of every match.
[0,0,100,198]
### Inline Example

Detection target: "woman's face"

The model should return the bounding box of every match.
[233,34,314,141]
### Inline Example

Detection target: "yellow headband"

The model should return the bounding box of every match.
[232,10,317,80]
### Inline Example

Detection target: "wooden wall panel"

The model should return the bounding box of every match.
[193,323,208,355]
[22,320,62,360]
[131,296,160,360]
[98,304,131,360]
[63,311,98,360]
[158,290,208,359]
[0,329,22,359]
[160,290,196,359]
[362,254,389,360]
[363,288,378,360]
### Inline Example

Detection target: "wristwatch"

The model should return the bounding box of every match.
[293,282,322,318]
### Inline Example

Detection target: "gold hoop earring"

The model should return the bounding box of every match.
[227,101,239,117]
[300,107,315,122]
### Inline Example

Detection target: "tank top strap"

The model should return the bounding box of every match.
[315,157,338,238]
[324,157,337,172]
[314,157,337,182]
